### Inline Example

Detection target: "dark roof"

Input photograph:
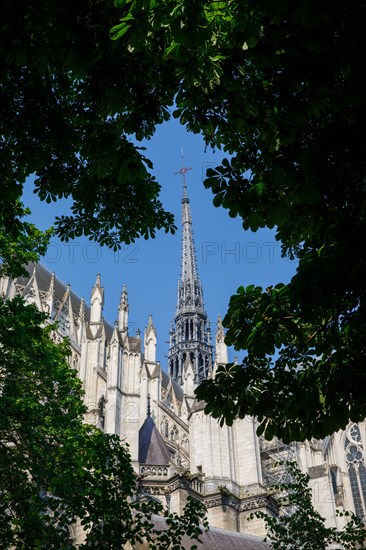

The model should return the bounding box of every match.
[128,336,141,353]
[190,400,206,413]
[161,369,170,388]
[172,378,183,401]
[17,262,87,316]
[161,369,184,401]
[187,525,270,549]
[133,515,271,549]
[139,416,170,465]
[17,262,114,339]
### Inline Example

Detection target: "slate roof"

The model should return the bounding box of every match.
[190,400,206,413]
[17,262,114,339]
[184,525,271,549]
[133,515,271,549]
[161,369,184,401]
[17,262,87,316]
[128,336,141,352]
[138,416,170,465]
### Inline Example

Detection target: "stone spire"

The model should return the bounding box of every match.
[215,314,228,368]
[216,314,225,342]
[168,166,213,385]
[144,314,157,363]
[90,274,104,324]
[177,168,204,315]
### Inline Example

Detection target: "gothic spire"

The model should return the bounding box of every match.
[216,314,225,344]
[168,165,213,385]
[90,274,104,324]
[215,314,228,368]
[175,166,204,314]
[144,314,157,363]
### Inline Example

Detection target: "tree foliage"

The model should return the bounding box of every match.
[0,297,207,548]
[0,0,177,250]
[251,462,366,549]
[2,0,365,440]
[0,201,52,278]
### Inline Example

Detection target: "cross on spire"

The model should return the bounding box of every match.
[175,166,192,200]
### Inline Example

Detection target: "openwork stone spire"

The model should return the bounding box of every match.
[175,166,204,314]
[168,166,213,386]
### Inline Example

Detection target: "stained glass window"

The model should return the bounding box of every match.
[345,424,366,518]
[350,425,362,443]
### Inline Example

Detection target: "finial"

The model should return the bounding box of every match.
[120,284,128,307]
[48,272,55,293]
[175,150,192,200]
[147,394,151,417]
[217,314,224,333]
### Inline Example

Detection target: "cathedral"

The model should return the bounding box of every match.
[1,173,366,547]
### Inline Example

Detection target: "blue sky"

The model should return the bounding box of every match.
[22,118,297,364]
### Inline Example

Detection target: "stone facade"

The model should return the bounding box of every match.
[2,176,366,545]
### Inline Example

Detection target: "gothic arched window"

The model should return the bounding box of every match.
[345,424,366,518]
[205,355,210,377]
[198,353,203,378]
[197,321,202,341]
[97,396,105,430]
[330,466,339,495]
[103,339,108,369]
[182,435,189,453]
